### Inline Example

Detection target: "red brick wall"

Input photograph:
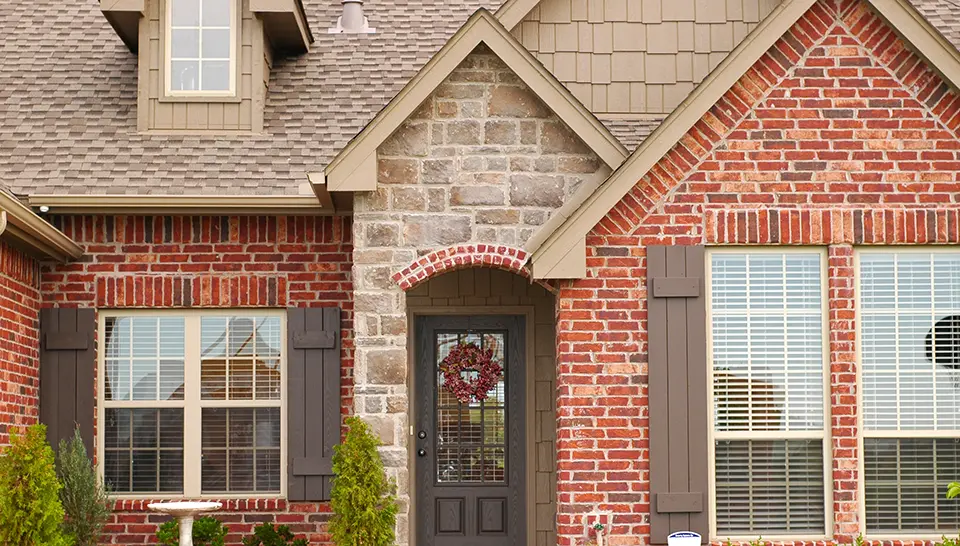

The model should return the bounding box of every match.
[555,1,960,545]
[42,215,353,545]
[0,240,41,446]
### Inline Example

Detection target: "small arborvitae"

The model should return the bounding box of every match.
[0,424,72,546]
[329,416,399,546]
[57,428,111,546]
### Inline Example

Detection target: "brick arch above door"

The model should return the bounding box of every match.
[393,244,531,290]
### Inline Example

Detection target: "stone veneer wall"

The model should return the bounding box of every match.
[352,46,605,545]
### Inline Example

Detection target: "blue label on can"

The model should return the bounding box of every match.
[668,532,701,539]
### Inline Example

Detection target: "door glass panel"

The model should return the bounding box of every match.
[435,331,507,484]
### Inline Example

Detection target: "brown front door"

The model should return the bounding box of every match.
[415,315,526,546]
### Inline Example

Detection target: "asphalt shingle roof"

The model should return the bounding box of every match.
[0,0,958,197]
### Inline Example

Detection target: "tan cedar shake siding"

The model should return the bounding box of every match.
[511,0,781,114]
[352,47,601,546]
[139,0,270,132]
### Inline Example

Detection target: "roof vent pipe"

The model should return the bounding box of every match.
[329,0,376,34]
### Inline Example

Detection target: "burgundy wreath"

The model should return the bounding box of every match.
[439,342,504,404]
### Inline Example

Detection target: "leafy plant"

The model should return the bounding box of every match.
[941,534,960,546]
[156,516,227,546]
[57,428,111,546]
[948,481,960,499]
[0,424,72,546]
[242,522,307,546]
[329,416,399,546]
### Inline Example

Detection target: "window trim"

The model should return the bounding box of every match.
[162,0,241,99]
[706,246,833,541]
[97,309,287,500]
[855,247,960,540]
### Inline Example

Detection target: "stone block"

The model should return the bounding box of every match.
[391,187,427,211]
[380,122,429,156]
[447,120,483,145]
[436,82,484,100]
[378,158,419,185]
[403,215,472,246]
[510,174,565,207]
[437,100,458,118]
[485,120,520,145]
[422,159,456,185]
[541,121,592,154]
[521,120,539,144]
[364,222,401,247]
[427,188,447,212]
[366,348,407,385]
[477,209,522,225]
[451,186,506,206]
[558,156,601,173]
[489,85,551,118]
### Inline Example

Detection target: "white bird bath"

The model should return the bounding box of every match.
[148,501,222,546]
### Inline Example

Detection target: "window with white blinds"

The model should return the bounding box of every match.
[710,251,828,536]
[100,312,285,497]
[860,251,960,533]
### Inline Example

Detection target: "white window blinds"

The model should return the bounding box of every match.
[710,252,828,536]
[860,251,960,533]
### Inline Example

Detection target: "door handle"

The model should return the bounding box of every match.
[417,448,427,457]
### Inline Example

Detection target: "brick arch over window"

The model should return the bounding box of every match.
[392,244,530,291]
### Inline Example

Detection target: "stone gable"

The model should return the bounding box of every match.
[362,45,608,251]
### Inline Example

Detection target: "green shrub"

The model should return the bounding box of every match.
[0,424,71,546]
[242,523,307,546]
[329,416,399,546]
[156,516,227,546]
[941,534,960,546]
[948,482,960,499]
[57,428,111,546]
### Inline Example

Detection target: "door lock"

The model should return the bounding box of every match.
[417,430,427,439]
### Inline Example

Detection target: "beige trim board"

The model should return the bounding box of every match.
[0,191,83,262]
[527,0,960,280]
[27,194,334,216]
[101,0,145,53]
[250,0,313,54]
[493,0,538,31]
[319,8,628,193]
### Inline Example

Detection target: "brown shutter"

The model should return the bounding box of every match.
[646,246,709,544]
[287,307,341,501]
[39,308,96,456]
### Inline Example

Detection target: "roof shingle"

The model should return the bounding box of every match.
[1,0,958,197]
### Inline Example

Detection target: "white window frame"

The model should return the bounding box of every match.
[97,309,287,499]
[164,0,240,97]
[855,247,960,540]
[706,247,833,541]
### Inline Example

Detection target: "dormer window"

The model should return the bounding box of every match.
[167,0,237,95]
[101,0,313,133]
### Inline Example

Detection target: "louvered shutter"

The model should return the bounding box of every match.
[39,308,96,456]
[646,246,709,544]
[287,307,341,501]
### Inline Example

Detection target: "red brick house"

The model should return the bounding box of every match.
[2,0,960,544]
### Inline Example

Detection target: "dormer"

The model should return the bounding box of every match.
[100,0,313,133]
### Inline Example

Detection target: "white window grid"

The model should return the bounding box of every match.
[856,248,960,538]
[165,0,237,96]
[98,310,286,499]
[706,247,833,541]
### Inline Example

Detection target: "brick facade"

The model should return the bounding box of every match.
[0,241,42,446]
[555,1,960,545]
[42,215,353,546]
